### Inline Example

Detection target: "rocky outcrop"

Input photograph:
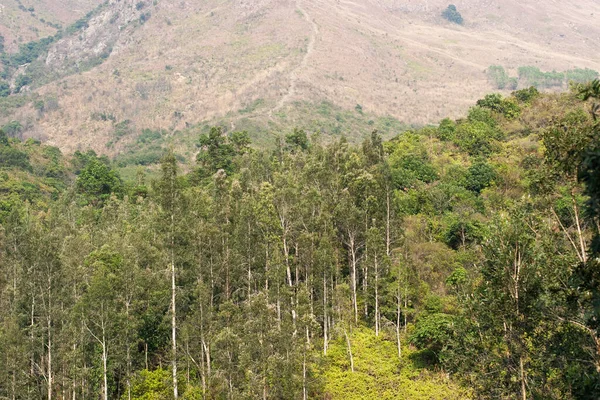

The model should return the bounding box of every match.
[45,0,147,72]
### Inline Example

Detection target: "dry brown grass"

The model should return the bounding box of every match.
[0,0,103,51]
[3,0,600,154]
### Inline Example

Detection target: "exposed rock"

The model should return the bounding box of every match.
[45,0,146,72]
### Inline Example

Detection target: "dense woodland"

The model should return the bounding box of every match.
[1,82,600,399]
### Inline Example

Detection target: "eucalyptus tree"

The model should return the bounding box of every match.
[155,150,182,399]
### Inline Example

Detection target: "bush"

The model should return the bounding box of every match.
[14,75,32,93]
[476,94,521,119]
[518,66,564,88]
[137,128,164,144]
[444,218,482,249]
[76,158,123,204]
[410,312,455,362]
[468,106,497,127]
[453,121,502,156]
[487,65,509,89]
[114,120,133,138]
[442,5,463,25]
[1,121,23,137]
[0,146,32,171]
[437,118,456,141]
[391,153,439,189]
[565,68,599,84]
[126,368,172,400]
[513,86,540,103]
[0,81,9,97]
[116,149,163,166]
[464,161,497,193]
[285,128,309,151]
[6,35,56,67]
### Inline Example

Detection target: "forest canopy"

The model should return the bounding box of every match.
[0,82,600,399]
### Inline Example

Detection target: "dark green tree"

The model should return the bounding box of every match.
[442,5,463,25]
[76,158,123,205]
[0,81,9,97]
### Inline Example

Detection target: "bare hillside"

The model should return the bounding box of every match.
[3,0,600,152]
[0,0,103,51]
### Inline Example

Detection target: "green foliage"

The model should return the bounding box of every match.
[285,128,309,151]
[1,35,56,67]
[127,369,172,400]
[476,93,521,119]
[238,98,264,114]
[464,160,496,193]
[13,74,32,93]
[565,68,599,84]
[437,118,456,141]
[114,119,133,138]
[442,4,463,25]
[0,81,9,97]
[391,154,438,189]
[0,129,7,146]
[542,109,594,179]
[444,218,482,250]
[518,66,564,88]
[64,2,107,35]
[578,79,600,102]
[0,146,32,171]
[139,12,151,24]
[486,65,517,90]
[452,121,502,156]
[320,327,468,399]
[76,158,123,204]
[137,128,165,144]
[2,90,600,399]
[1,121,23,138]
[513,86,540,103]
[410,312,455,362]
[116,148,164,167]
[467,106,497,127]
[196,127,250,176]
[487,66,597,91]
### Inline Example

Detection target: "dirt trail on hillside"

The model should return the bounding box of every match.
[269,1,319,117]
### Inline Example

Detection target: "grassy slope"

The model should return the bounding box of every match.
[319,327,470,400]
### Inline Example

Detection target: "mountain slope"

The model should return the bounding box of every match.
[0,0,103,51]
[2,0,600,153]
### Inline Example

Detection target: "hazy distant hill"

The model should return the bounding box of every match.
[1,0,600,153]
[0,0,103,51]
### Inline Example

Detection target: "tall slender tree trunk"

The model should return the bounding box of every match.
[101,335,108,400]
[520,355,527,400]
[125,300,132,400]
[47,312,52,400]
[396,292,402,359]
[202,339,211,378]
[572,195,588,263]
[344,330,354,373]
[302,351,307,400]
[349,233,358,324]
[323,271,328,355]
[374,253,380,336]
[386,187,391,257]
[282,231,297,333]
[171,256,178,399]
